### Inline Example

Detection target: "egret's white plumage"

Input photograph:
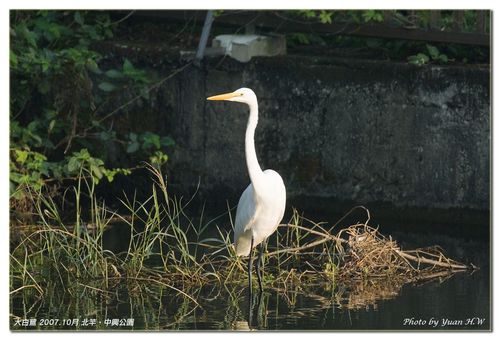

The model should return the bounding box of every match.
[234,169,286,256]
[207,88,286,258]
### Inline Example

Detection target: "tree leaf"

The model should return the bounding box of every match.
[98,81,117,92]
[74,12,84,25]
[417,53,430,63]
[99,131,110,141]
[126,142,139,153]
[10,49,17,68]
[103,169,115,182]
[438,54,449,63]
[41,60,49,72]
[48,119,56,132]
[408,53,429,66]
[123,58,134,73]
[319,11,332,24]
[105,69,123,79]
[86,59,102,74]
[67,157,80,172]
[15,150,28,164]
[160,136,175,146]
[90,164,103,179]
[426,44,440,59]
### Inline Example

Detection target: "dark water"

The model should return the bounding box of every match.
[10,210,490,331]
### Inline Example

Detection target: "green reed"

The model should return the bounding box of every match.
[10,162,349,308]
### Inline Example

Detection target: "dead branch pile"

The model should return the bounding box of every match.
[336,224,471,281]
[274,206,475,284]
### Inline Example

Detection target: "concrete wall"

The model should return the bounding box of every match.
[108,52,490,212]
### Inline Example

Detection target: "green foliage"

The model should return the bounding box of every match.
[10,10,174,210]
[99,58,151,95]
[10,148,49,197]
[426,44,449,63]
[66,148,131,184]
[126,132,175,154]
[408,44,449,66]
[212,10,225,17]
[294,10,385,24]
[407,53,430,66]
[284,10,488,65]
[286,10,388,48]
[293,10,335,24]
[318,11,333,24]
[287,33,312,46]
[300,10,317,19]
[361,10,384,23]
[149,151,169,167]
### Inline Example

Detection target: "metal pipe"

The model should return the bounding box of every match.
[195,10,214,64]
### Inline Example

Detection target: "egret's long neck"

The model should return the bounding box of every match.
[246,101,264,192]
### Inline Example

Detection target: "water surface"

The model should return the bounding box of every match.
[11,206,492,331]
[11,230,490,331]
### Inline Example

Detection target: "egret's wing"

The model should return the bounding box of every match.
[234,183,256,255]
[234,183,256,237]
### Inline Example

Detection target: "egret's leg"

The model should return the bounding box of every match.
[248,237,254,297]
[256,241,265,292]
[248,290,253,327]
[256,289,264,328]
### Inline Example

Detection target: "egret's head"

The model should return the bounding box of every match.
[207,87,257,105]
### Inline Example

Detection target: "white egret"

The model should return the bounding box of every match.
[207,88,286,293]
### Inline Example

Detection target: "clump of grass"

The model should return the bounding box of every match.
[10,163,238,303]
[10,170,122,291]
[10,164,474,309]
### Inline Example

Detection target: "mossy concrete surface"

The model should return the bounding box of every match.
[96,42,489,215]
[164,56,489,211]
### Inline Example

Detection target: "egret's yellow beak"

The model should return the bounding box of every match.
[207,92,241,101]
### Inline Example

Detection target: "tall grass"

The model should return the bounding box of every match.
[10,163,470,310]
[10,164,244,300]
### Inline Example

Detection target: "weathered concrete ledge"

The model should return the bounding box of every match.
[212,34,286,62]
